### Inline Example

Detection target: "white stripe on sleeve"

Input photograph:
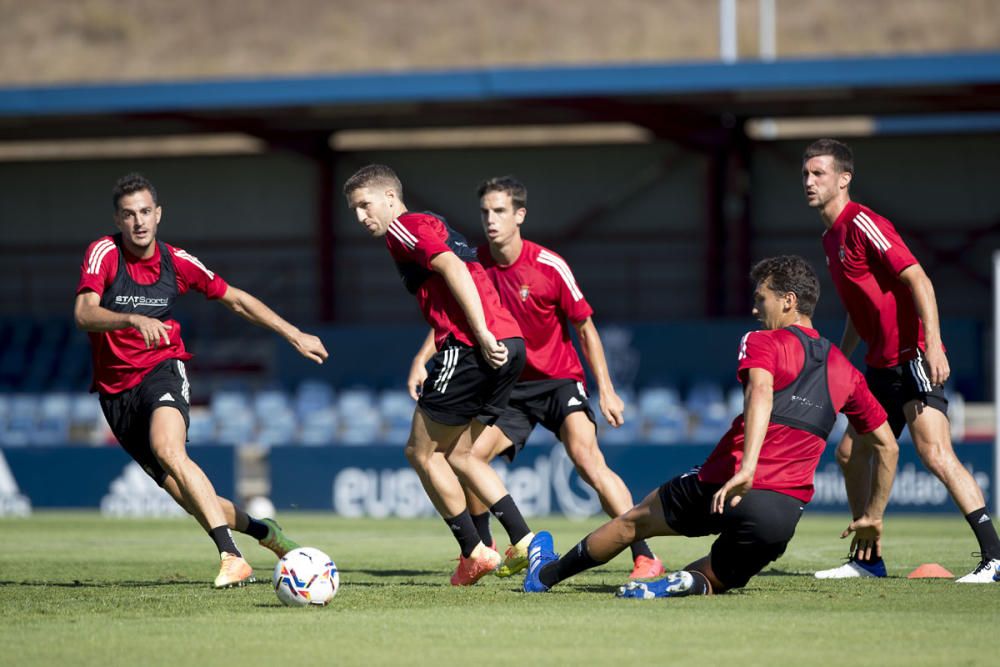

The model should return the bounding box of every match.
[853,215,890,253]
[174,249,215,279]
[87,239,115,274]
[856,211,892,250]
[537,251,584,301]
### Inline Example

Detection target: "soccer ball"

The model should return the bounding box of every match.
[273,547,339,606]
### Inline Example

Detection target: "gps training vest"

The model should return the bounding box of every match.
[769,326,838,439]
[395,212,479,294]
[99,234,178,321]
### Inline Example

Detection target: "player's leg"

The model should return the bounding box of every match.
[149,406,253,588]
[814,426,887,579]
[460,424,513,551]
[524,486,679,593]
[558,410,663,578]
[407,407,499,584]
[161,477,300,557]
[907,400,1000,582]
[449,419,534,574]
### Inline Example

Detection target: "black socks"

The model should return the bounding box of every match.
[242,516,270,541]
[209,526,242,557]
[489,495,531,545]
[471,512,493,548]
[965,507,1000,560]
[540,537,604,588]
[629,539,655,561]
[445,510,482,558]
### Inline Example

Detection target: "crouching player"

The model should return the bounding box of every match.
[523,255,899,597]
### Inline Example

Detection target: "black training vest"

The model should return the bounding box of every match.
[99,234,178,321]
[395,212,479,294]
[769,326,838,439]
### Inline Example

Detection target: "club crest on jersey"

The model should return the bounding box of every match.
[838,246,846,263]
[519,285,531,302]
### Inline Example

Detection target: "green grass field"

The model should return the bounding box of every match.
[1,512,995,666]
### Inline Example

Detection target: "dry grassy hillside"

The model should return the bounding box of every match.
[0,0,998,85]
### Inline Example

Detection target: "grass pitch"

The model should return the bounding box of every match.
[0,512,995,667]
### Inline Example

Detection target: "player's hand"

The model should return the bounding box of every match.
[477,331,508,369]
[290,332,329,365]
[129,315,172,349]
[841,515,883,562]
[923,344,950,386]
[711,468,754,514]
[599,390,625,427]
[407,362,428,401]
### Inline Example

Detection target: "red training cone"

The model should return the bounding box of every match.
[907,563,954,579]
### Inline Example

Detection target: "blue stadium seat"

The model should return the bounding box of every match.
[299,407,339,445]
[211,391,256,445]
[643,404,690,444]
[186,408,217,444]
[0,394,38,446]
[33,392,72,445]
[256,406,299,447]
[690,402,732,443]
[294,380,335,420]
[685,381,725,414]
[378,389,415,443]
[337,388,381,445]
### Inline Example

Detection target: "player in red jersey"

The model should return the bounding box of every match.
[522,255,899,597]
[407,176,662,579]
[803,139,1000,583]
[344,164,538,586]
[75,174,327,588]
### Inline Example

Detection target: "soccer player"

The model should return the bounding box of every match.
[343,164,537,586]
[522,255,899,597]
[75,173,326,588]
[803,138,1000,583]
[407,176,663,579]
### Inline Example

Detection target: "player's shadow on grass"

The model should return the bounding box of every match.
[339,568,438,577]
[0,578,269,588]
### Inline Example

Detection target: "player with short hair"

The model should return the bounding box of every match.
[523,255,899,597]
[343,164,537,586]
[803,138,1000,583]
[75,173,326,588]
[408,176,663,579]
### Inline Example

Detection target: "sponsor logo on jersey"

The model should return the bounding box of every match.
[100,463,185,518]
[114,295,170,309]
[519,285,531,301]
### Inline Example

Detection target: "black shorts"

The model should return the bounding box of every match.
[657,472,804,590]
[417,336,526,427]
[494,379,596,461]
[99,358,191,486]
[866,350,949,438]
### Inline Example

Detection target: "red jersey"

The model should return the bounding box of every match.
[823,201,931,368]
[698,325,887,503]
[76,236,228,394]
[385,212,520,350]
[477,240,593,382]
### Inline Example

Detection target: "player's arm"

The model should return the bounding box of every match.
[842,421,898,560]
[429,251,507,368]
[899,264,949,385]
[839,314,861,359]
[73,290,171,349]
[217,285,328,364]
[711,367,773,514]
[573,316,624,427]
[407,329,436,400]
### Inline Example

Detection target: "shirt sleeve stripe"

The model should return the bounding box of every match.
[86,239,115,274]
[174,249,216,279]
[387,223,416,250]
[537,251,584,301]
[738,331,752,360]
[856,211,893,250]
[853,215,890,253]
[389,220,419,247]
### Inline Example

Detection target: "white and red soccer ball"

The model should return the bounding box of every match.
[272,547,339,607]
